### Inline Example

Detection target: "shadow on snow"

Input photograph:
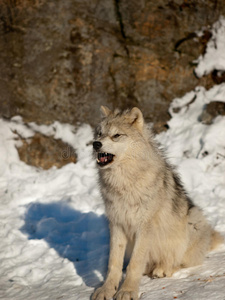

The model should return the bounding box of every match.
[21,201,109,287]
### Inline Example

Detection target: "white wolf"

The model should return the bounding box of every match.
[92,106,223,300]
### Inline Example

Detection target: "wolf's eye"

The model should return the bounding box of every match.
[98,131,102,137]
[113,134,121,139]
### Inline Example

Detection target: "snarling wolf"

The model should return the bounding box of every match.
[92,106,223,300]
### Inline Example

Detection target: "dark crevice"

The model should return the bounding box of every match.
[114,0,130,57]
[109,62,118,100]
[174,32,197,52]
[114,0,126,39]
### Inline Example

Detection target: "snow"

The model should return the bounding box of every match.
[1,16,225,300]
[195,16,225,77]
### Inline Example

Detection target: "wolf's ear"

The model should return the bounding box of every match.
[100,106,111,117]
[129,107,144,130]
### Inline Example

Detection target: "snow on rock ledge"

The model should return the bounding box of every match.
[195,16,225,77]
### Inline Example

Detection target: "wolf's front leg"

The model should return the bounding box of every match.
[114,229,150,300]
[92,224,127,300]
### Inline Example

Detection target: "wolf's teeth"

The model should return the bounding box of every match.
[96,152,114,166]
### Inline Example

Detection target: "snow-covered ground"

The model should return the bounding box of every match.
[1,17,225,300]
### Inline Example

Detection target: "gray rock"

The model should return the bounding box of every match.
[200,101,225,125]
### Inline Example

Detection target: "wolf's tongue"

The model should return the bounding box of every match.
[100,156,106,163]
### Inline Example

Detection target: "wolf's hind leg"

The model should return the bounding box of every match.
[182,207,213,268]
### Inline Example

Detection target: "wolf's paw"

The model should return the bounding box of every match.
[92,284,117,300]
[152,267,173,278]
[114,289,139,300]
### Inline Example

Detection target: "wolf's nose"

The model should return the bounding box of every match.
[93,141,102,151]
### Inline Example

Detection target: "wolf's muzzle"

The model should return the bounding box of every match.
[93,141,102,151]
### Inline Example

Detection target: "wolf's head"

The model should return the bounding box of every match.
[93,106,151,169]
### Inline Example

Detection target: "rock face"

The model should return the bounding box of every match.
[17,133,77,170]
[1,0,225,132]
[200,101,225,124]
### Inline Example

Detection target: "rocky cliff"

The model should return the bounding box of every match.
[1,0,225,132]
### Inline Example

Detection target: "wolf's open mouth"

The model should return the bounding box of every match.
[96,152,114,167]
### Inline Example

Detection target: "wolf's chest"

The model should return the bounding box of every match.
[104,192,142,237]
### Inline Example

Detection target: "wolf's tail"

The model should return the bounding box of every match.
[210,230,224,251]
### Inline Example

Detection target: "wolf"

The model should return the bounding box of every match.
[92,106,223,300]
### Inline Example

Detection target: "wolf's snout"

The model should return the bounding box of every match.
[93,141,102,151]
